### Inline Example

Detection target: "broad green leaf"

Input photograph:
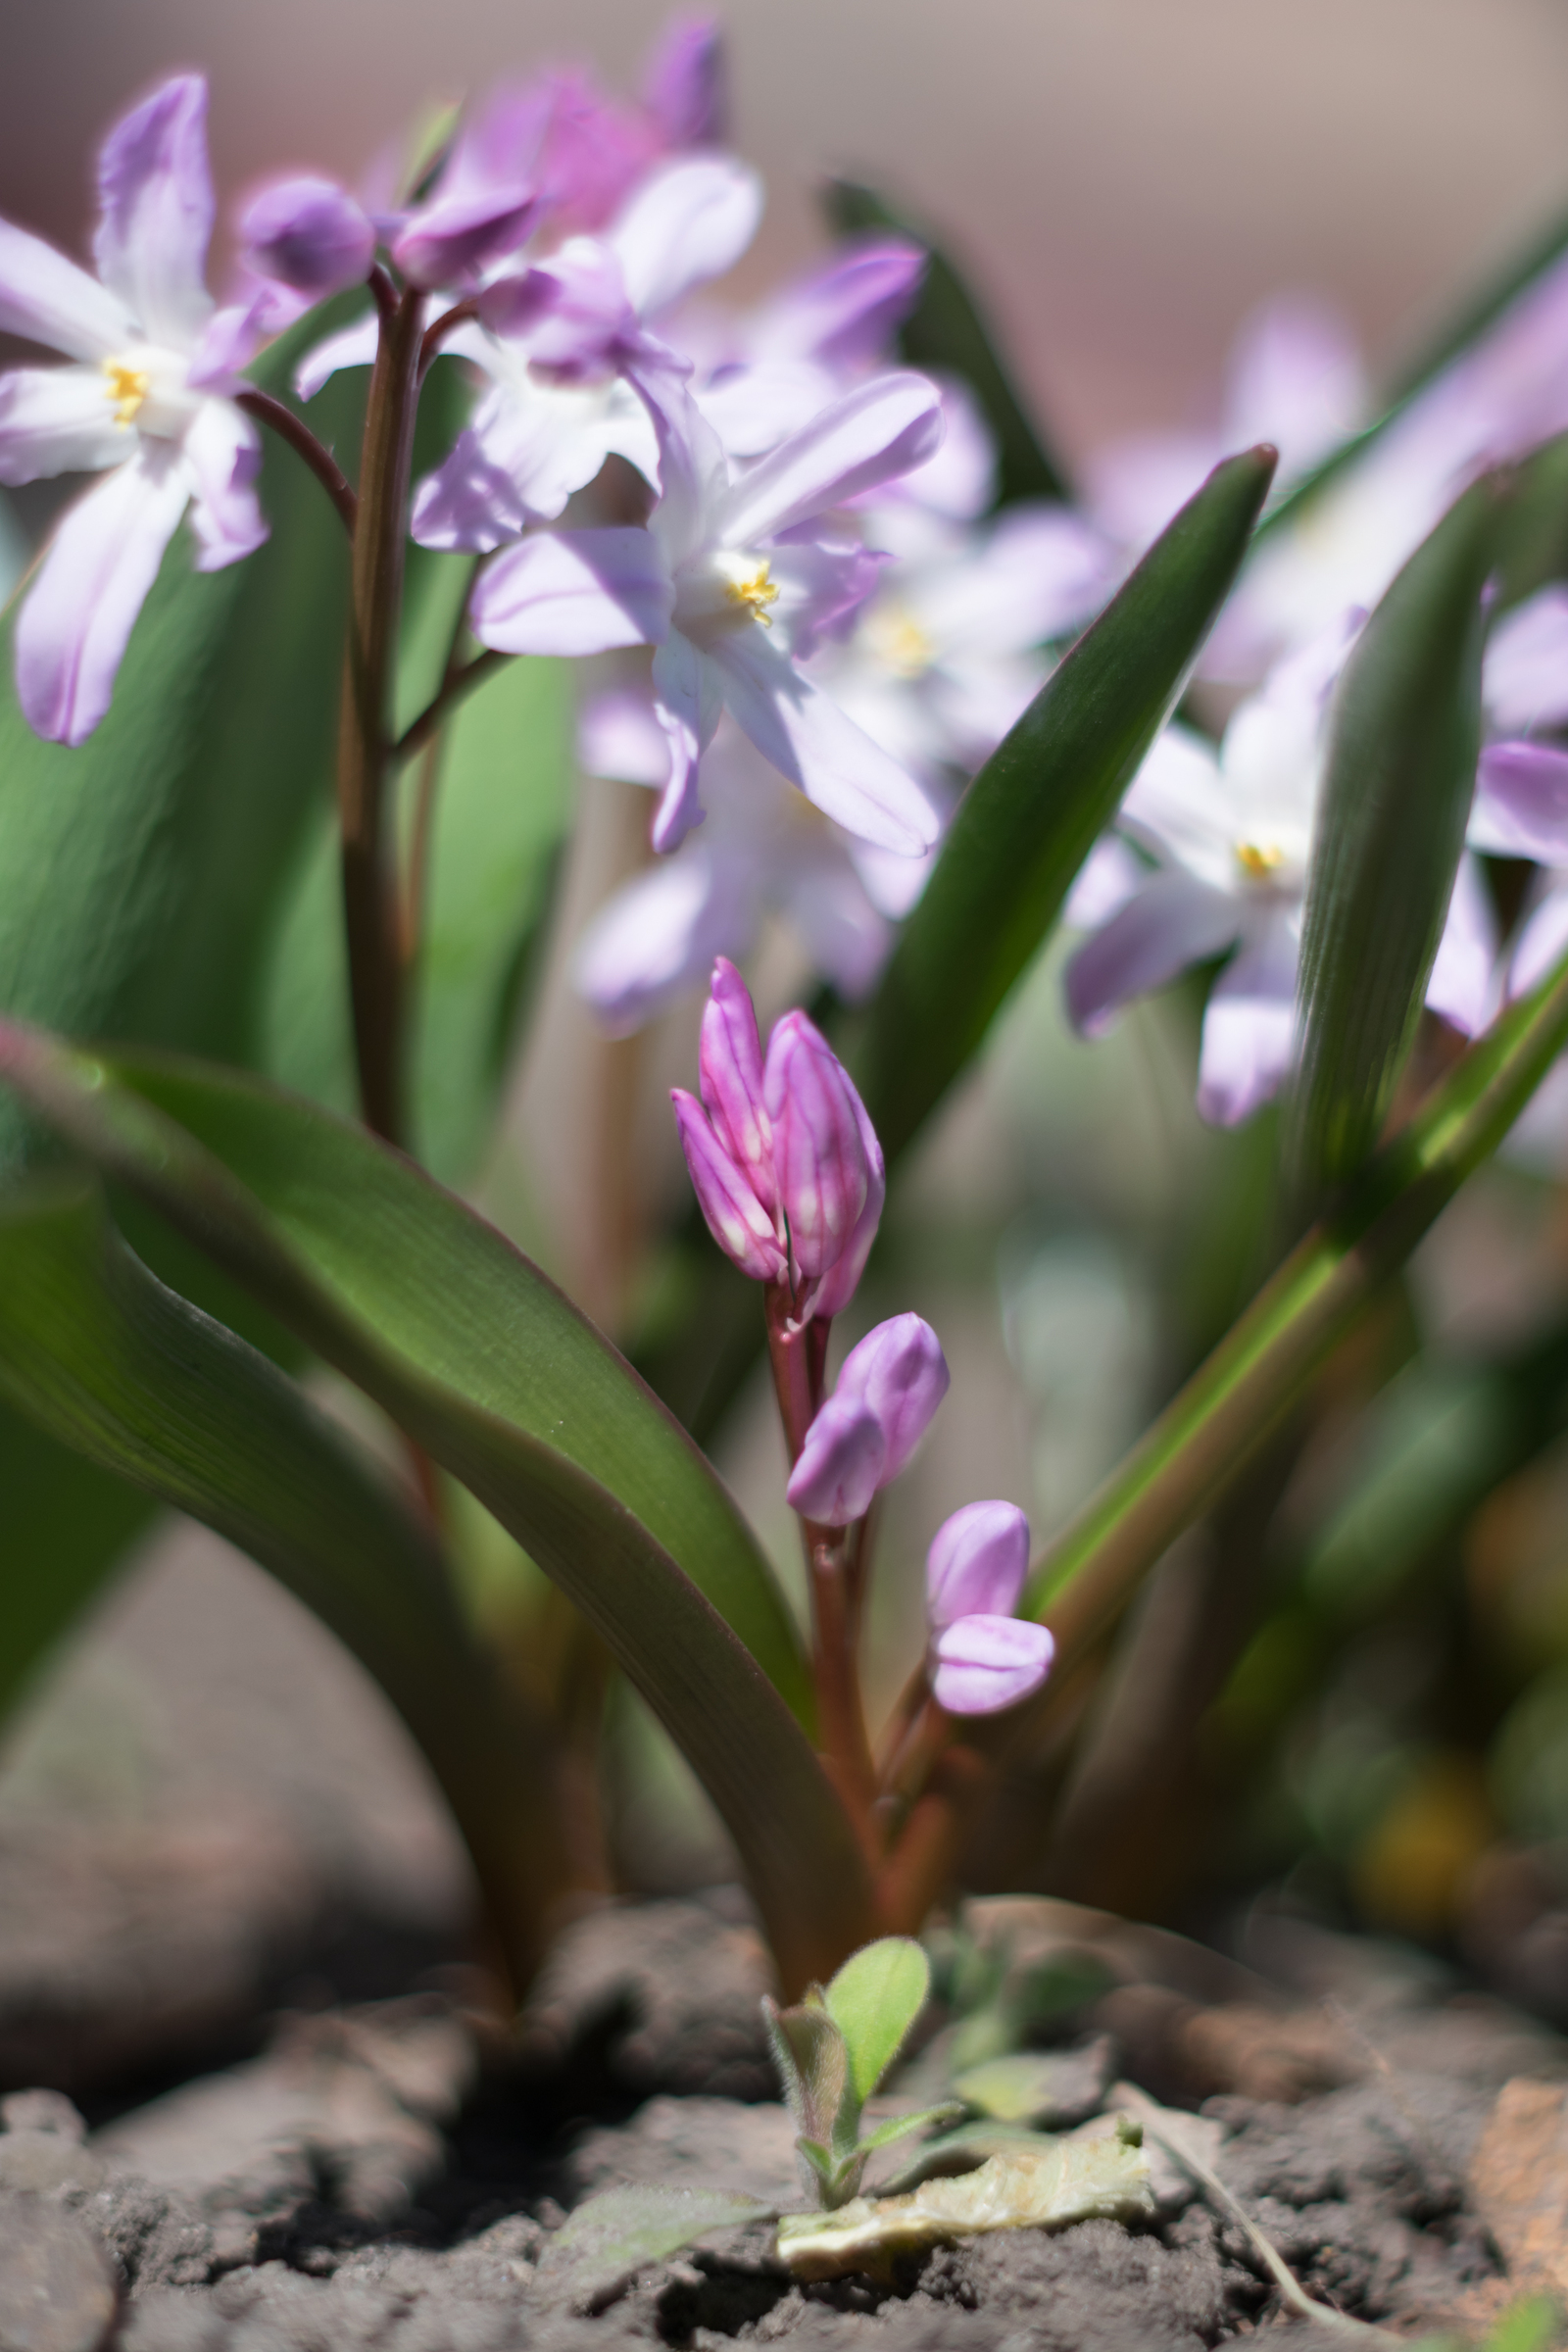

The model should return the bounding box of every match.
[953,2051,1106,2127]
[261,647,572,1184]
[824,180,1070,507]
[0,1407,153,1719]
[0,1179,567,1984]
[1287,477,1498,1204]
[854,447,1276,1162]
[0,1029,877,1993]
[824,1936,930,2109]
[532,2183,773,2314]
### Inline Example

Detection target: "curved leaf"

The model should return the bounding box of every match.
[0,1030,874,1992]
[824,180,1070,506]
[0,1178,568,1986]
[853,446,1277,1162]
[1287,476,1499,1204]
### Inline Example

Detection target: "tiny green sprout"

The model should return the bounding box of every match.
[762,1935,960,2210]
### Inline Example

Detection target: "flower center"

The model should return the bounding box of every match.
[863,602,933,679]
[722,560,779,627]
[1234,840,1286,880]
[103,360,150,426]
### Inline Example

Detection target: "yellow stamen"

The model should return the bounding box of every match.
[103,361,150,426]
[1235,840,1285,879]
[864,603,934,679]
[724,562,780,626]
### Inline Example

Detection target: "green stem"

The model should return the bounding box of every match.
[1025,945,1568,1671]
[337,284,424,1146]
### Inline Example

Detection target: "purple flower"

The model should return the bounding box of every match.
[642,15,727,148]
[670,1086,787,1282]
[786,1313,949,1525]
[238,174,375,299]
[932,1616,1054,1716]
[924,1500,1052,1715]
[0,74,268,743]
[701,954,778,1216]
[763,1009,878,1285]
[468,366,945,853]
[926,1499,1030,1627]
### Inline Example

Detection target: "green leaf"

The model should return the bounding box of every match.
[953,2051,1104,2126]
[1286,477,1499,1204]
[0,1029,877,1994]
[856,2103,963,2156]
[763,1996,852,2148]
[532,2183,773,2314]
[261,646,572,1184]
[0,1406,153,1719]
[824,1936,931,2109]
[853,447,1276,1162]
[0,1177,567,1985]
[824,180,1070,506]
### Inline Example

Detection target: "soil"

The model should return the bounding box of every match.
[6,1528,1568,2350]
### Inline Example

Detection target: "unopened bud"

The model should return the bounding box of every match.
[785,1395,886,1524]
[239,175,376,298]
[925,1499,1030,1629]
[671,1088,787,1282]
[931,1615,1054,1716]
[763,1011,873,1283]
[700,957,778,1217]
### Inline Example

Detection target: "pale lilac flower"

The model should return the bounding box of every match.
[925,1498,1031,1627]
[468,367,945,853]
[932,1615,1055,1716]
[0,75,269,743]
[786,1313,950,1524]
[572,695,935,1033]
[642,14,726,148]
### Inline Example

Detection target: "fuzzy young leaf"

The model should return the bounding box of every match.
[763,1996,852,2148]
[824,1937,931,2112]
[0,1029,875,1996]
[533,2183,773,2314]
[854,447,1276,1163]
[823,179,1070,507]
[1287,475,1500,1206]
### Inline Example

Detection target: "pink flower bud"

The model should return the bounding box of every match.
[836,1313,948,1483]
[932,1616,1054,1716]
[671,1089,787,1283]
[763,1012,873,1283]
[785,1396,886,1525]
[700,959,778,1218]
[811,1083,885,1320]
[643,14,727,147]
[239,175,376,298]
[926,1500,1030,1629]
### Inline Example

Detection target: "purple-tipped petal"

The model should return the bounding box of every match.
[763,1011,871,1280]
[1471,741,1568,863]
[94,74,215,348]
[0,365,129,483]
[15,445,190,744]
[392,188,537,290]
[786,1395,887,1525]
[642,14,726,147]
[239,174,375,299]
[809,1078,884,1320]
[836,1313,949,1484]
[720,371,944,546]
[0,218,132,363]
[700,957,778,1215]
[755,240,925,372]
[926,1499,1030,1629]
[469,527,673,657]
[1064,869,1242,1038]
[932,1615,1054,1716]
[671,1088,788,1282]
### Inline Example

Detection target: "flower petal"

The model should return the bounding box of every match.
[1510,878,1568,1001]
[1426,852,1498,1037]
[651,633,724,850]
[641,14,726,146]
[752,240,925,372]
[0,365,129,483]
[294,313,378,405]
[785,1396,887,1526]
[609,155,761,318]
[720,370,944,546]
[0,219,132,363]
[1484,586,1568,734]
[183,399,268,570]
[1063,835,1145,930]
[700,956,777,1211]
[781,856,892,999]
[15,446,190,744]
[93,75,214,348]
[809,1074,884,1322]
[932,1614,1054,1716]
[710,623,940,855]
[1471,741,1568,863]
[1196,910,1299,1127]
[579,686,671,785]
[926,1499,1030,1629]
[469,526,673,656]
[1064,869,1242,1036]
[574,848,756,1034]
[670,1086,787,1281]
[835,1311,950,1484]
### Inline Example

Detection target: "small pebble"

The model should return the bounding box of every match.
[0,2188,119,2352]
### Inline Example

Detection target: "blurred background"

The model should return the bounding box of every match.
[6,0,1568,2104]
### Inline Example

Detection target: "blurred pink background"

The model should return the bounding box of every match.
[5,0,1568,458]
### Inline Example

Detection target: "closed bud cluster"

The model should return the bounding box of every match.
[671,959,883,1317]
[924,1500,1054,1715]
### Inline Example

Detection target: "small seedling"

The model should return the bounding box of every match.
[762,1936,960,2208]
